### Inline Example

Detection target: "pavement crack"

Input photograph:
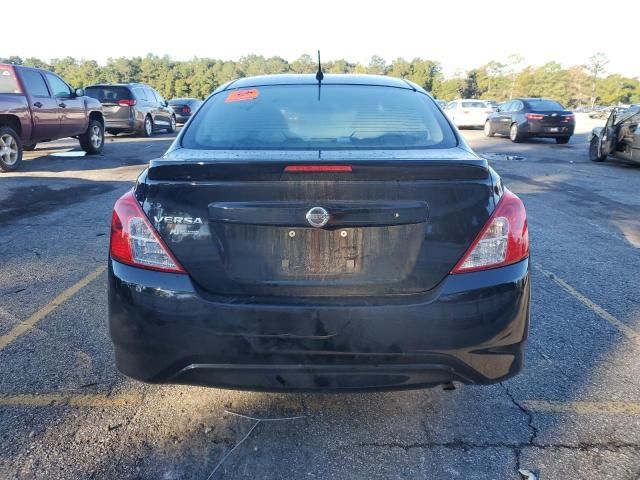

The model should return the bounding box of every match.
[500,382,538,472]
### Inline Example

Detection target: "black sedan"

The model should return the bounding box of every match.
[108,74,531,391]
[484,98,575,143]
[168,97,203,124]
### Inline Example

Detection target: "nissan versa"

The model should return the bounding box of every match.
[108,74,531,391]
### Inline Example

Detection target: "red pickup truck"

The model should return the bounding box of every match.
[0,64,104,172]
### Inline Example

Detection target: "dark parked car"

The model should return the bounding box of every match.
[484,98,575,143]
[85,83,176,137]
[108,74,530,391]
[589,105,640,164]
[168,98,203,124]
[0,63,104,171]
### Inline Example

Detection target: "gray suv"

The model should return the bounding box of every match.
[85,83,176,137]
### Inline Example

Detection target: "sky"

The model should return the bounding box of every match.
[4,0,638,78]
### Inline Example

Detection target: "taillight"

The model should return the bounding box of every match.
[451,190,529,274]
[118,99,136,107]
[284,165,353,172]
[562,114,575,122]
[182,106,191,114]
[110,191,184,273]
[526,113,545,121]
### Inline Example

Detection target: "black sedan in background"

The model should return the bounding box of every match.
[108,74,530,391]
[484,98,575,143]
[168,97,203,124]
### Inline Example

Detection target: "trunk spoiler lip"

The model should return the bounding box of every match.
[159,146,485,164]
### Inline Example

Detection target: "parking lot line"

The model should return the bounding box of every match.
[0,392,143,408]
[524,400,640,415]
[535,265,640,346]
[0,266,106,352]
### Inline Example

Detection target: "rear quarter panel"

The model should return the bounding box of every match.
[0,93,32,140]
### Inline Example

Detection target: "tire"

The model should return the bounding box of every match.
[484,121,495,137]
[23,143,37,151]
[79,119,104,155]
[509,123,523,143]
[142,116,153,137]
[0,126,22,172]
[555,136,570,144]
[589,137,606,162]
[166,115,177,134]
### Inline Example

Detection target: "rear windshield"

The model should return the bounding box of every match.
[526,99,564,111]
[461,101,487,108]
[0,67,21,94]
[169,98,192,105]
[85,86,132,104]
[182,85,456,150]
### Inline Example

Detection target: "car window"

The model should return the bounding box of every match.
[526,99,564,111]
[85,86,133,103]
[446,102,457,110]
[133,87,147,101]
[45,73,72,98]
[145,88,158,103]
[153,90,165,104]
[182,84,457,151]
[500,101,513,112]
[20,70,50,97]
[0,66,21,94]
[511,101,523,112]
[461,101,486,108]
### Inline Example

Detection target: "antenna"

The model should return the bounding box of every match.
[315,50,324,82]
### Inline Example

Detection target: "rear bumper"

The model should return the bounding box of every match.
[174,114,191,124]
[525,122,575,137]
[108,258,531,391]
[104,118,141,131]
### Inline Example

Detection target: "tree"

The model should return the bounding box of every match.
[505,54,525,99]
[0,52,636,104]
[585,52,609,107]
[291,54,314,74]
[368,55,387,75]
[459,70,479,98]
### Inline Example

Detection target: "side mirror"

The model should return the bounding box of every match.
[75,88,85,97]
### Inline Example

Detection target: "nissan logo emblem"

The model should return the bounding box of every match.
[305,206,330,228]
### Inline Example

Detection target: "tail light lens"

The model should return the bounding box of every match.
[118,99,137,107]
[526,113,545,121]
[562,114,575,122]
[110,191,184,273]
[182,106,191,114]
[452,190,529,274]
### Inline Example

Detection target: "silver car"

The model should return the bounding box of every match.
[85,83,176,137]
[589,105,640,164]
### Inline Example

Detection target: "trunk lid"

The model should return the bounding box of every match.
[142,149,495,298]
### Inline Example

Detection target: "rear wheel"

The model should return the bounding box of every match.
[483,121,495,137]
[589,137,606,162]
[167,115,177,134]
[23,143,37,151]
[143,116,153,137]
[79,119,104,155]
[0,127,22,172]
[555,136,570,144]
[509,123,523,143]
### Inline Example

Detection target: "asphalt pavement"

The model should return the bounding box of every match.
[0,121,639,479]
